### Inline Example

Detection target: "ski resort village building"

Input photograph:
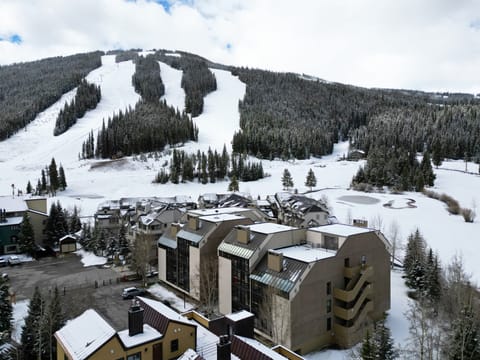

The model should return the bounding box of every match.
[0,196,48,254]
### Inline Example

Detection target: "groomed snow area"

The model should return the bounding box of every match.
[1,53,479,358]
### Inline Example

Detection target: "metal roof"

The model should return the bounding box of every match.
[218,242,254,259]
[177,230,203,244]
[158,235,177,249]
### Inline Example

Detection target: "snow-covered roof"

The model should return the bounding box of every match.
[225,310,254,322]
[189,207,251,216]
[310,223,373,237]
[0,196,27,212]
[234,335,288,360]
[199,213,245,223]
[55,309,115,360]
[117,324,162,348]
[137,296,192,327]
[278,244,336,263]
[0,216,23,227]
[247,223,296,234]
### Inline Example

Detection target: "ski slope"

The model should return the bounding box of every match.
[1,53,480,358]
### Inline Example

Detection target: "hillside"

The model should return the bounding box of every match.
[0,49,479,357]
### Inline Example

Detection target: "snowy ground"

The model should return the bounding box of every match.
[1,55,479,358]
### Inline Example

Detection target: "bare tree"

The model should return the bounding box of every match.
[370,214,384,233]
[131,233,152,287]
[345,208,353,225]
[388,220,401,269]
[198,256,218,315]
[258,285,289,346]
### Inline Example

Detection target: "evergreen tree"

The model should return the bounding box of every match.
[404,229,427,291]
[18,213,35,256]
[48,158,59,195]
[374,318,398,360]
[0,277,12,338]
[281,168,294,191]
[420,151,435,187]
[360,330,376,360]
[424,249,442,303]
[21,287,44,360]
[58,165,67,190]
[432,138,443,168]
[450,302,480,360]
[41,170,47,194]
[305,168,317,191]
[26,180,33,194]
[228,175,239,192]
[69,206,82,234]
[44,287,65,360]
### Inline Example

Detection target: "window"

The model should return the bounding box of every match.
[326,299,332,313]
[326,281,331,295]
[344,258,350,267]
[127,353,141,360]
[327,317,332,331]
[171,339,179,353]
[324,235,338,250]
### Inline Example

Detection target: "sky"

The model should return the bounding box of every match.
[0,0,479,93]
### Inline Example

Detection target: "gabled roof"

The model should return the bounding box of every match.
[137,296,194,334]
[232,335,288,360]
[117,324,162,348]
[54,309,115,360]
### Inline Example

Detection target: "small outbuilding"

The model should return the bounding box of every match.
[59,234,77,253]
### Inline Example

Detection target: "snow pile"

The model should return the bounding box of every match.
[74,249,107,267]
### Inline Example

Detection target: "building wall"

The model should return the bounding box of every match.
[25,198,47,213]
[189,245,200,300]
[218,256,232,314]
[28,210,47,245]
[288,231,390,354]
[163,321,197,359]
[158,247,167,281]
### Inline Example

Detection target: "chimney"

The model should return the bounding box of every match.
[268,250,283,272]
[128,300,144,336]
[188,215,199,230]
[236,225,250,244]
[217,335,231,360]
[171,223,180,237]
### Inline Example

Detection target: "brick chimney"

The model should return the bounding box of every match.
[236,225,250,244]
[188,215,199,230]
[217,335,231,360]
[128,300,144,336]
[268,250,283,272]
[171,223,181,237]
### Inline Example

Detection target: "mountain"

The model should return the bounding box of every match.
[0,49,479,358]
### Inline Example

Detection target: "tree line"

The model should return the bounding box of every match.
[132,54,164,103]
[0,51,102,140]
[53,79,101,136]
[80,100,198,159]
[25,158,67,197]
[153,147,265,185]
[351,148,435,192]
[154,51,217,116]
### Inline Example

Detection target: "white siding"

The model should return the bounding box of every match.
[158,248,166,281]
[189,246,200,300]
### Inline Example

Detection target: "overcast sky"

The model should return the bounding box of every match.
[0,0,479,93]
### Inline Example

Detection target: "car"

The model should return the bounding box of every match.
[122,287,146,300]
[0,257,7,267]
[8,256,21,266]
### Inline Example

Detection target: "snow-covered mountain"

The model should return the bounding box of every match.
[1,51,479,358]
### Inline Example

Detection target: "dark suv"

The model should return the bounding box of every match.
[122,287,146,300]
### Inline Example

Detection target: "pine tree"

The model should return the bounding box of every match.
[41,170,47,194]
[450,302,480,360]
[48,158,59,195]
[44,287,65,360]
[424,249,442,303]
[305,168,317,191]
[360,330,376,360]
[374,318,398,360]
[420,151,435,187]
[404,229,427,292]
[21,287,44,360]
[228,175,239,192]
[26,180,33,194]
[281,168,294,191]
[58,165,67,190]
[0,277,12,337]
[18,213,35,256]
[69,206,82,234]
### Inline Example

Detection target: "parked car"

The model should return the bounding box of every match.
[122,287,146,300]
[8,256,21,266]
[0,257,7,267]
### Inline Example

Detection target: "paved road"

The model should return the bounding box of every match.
[5,254,144,330]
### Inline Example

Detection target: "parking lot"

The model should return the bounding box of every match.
[4,254,145,330]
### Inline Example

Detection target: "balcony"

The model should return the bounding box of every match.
[333,266,373,302]
[333,300,374,348]
[333,284,373,321]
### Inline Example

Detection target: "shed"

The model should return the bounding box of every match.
[59,234,77,253]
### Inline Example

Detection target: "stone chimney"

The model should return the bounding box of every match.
[128,300,144,336]
[188,215,199,230]
[236,225,250,244]
[268,250,283,272]
[171,223,181,237]
[217,335,231,360]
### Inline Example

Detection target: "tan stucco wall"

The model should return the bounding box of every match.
[27,210,47,245]
[218,256,232,314]
[25,198,47,213]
